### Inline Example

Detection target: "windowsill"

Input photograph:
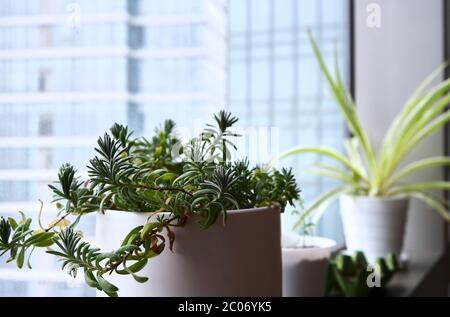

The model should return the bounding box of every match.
[383,248,450,297]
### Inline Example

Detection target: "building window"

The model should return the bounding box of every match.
[39,26,52,47]
[228,0,349,239]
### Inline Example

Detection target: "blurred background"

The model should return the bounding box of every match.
[0,0,348,296]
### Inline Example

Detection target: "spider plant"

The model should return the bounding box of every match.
[280,30,450,229]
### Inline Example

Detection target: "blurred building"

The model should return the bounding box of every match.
[0,0,226,206]
[0,0,226,296]
[227,0,348,236]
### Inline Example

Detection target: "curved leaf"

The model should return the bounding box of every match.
[96,273,118,293]
[279,146,367,182]
[387,157,450,189]
[293,186,349,231]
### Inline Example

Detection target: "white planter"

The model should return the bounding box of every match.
[95,207,281,297]
[282,235,336,297]
[340,195,409,263]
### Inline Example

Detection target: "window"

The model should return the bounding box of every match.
[0,0,349,296]
[228,0,349,241]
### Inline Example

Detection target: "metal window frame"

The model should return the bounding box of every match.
[443,0,450,247]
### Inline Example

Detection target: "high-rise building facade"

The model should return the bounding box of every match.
[0,0,226,206]
[228,0,349,236]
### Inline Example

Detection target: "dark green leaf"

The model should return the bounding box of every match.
[7,217,18,230]
[117,258,148,275]
[84,270,99,289]
[96,273,118,293]
[120,225,143,246]
[131,273,148,283]
[16,247,25,269]
[25,232,54,246]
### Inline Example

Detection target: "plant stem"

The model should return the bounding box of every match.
[103,215,181,274]
[45,213,70,232]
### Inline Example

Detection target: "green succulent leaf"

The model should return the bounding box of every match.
[84,269,100,289]
[96,273,118,293]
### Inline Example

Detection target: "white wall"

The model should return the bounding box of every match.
[354,0,447,252]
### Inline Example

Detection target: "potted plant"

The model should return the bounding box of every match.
[325,251,400,297]
[279,31,450,263]
[281,212,336,297]
[0,111,301,297]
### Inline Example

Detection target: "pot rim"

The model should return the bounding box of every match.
[100,206,278,216]
[282,235,337,251]
[340,194,409,202]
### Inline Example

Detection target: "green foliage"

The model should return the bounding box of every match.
[48,164,99,215]
[325,251,400,297]
[205,111,240,162]
[133,120,183,172]
[191,165,239,228]
[280,30,450,230]
[299,222,315,239]
[0,111,301,296]
[47,219,172,297]
[250,166,300,211]
[0,214,55,269]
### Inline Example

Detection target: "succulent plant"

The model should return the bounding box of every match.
[0,111,301,296]
[325,251,400,297]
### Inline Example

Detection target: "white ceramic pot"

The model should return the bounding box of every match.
[340,195,409,263]
[282,235,336,297]
[95,207,281,297]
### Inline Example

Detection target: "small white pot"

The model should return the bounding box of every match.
[282,235,336,297]
[340,195,409,263]
[95,207,281,297]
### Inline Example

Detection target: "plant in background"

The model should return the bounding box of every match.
[298,221,315,248]
[287,205,316,248]
[0,111,301,296]
[279,30,450,229]
[325,251,400,297]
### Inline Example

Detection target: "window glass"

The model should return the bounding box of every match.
[274,0,294,30]
[229,0,349,241]
[229,0,247,33]
[250,0,270,31]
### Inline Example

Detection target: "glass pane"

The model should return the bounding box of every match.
[229,61,248,101]
[229,0,247,33]
[250,0,270,31]
[274,0,294,29]
[251,60,270,100]
[229,0,349,241]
